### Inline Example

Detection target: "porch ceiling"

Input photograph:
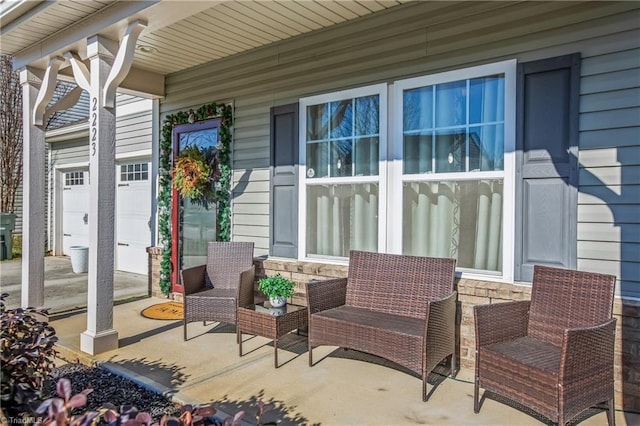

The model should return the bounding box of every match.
[1,0,406,77]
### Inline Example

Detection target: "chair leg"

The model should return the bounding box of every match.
[183,318,188,341]
[606,398,616,426]
[422,375,429,402]
[450,353,457,377]
[308,342,313,366]
[473,376,480,413]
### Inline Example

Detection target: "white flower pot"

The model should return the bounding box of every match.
[269,296,286,308]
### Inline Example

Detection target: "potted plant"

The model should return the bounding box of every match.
[257,274,295,308]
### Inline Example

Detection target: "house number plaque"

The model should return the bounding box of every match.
[90,97,98,156]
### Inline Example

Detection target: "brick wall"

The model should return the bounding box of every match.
[147,246,183,301]
[148,248,640,411]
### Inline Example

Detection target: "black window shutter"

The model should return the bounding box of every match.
[515,53,580,281]
[269,103,299,258]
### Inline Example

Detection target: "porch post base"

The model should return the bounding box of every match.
[80,329,119,355]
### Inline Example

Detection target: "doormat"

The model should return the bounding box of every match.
[141,301,183,320]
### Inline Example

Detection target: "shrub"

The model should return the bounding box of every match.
[0,293,58,417]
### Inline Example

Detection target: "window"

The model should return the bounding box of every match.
[298,61,515,280]
[64,171,84,186]
[300,84,387,259]
[393,60,516,278]
[120,162,149,182]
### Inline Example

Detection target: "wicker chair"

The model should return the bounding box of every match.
[306,250,457,401]
[181,242,255,341]
[474,265,617,425]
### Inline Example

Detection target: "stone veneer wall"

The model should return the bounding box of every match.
[148,248,639,411]
[147,246,183,302]
[147,247,164,299]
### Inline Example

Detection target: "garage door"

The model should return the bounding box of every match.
[62,170,89,254]
[116,161,152,275]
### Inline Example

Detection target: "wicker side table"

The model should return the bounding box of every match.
[237,302,308,368]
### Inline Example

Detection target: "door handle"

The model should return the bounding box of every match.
[118,242,129,247]
[63,233,71,236]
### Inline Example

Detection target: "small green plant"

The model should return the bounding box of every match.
[257,274,296,299]
[0,293,58,417]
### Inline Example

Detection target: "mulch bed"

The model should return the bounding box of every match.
[42,363,183,420]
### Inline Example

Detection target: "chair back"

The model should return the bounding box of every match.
[345,250,456,319]
[206,242,254,289]
[527,265,616,347]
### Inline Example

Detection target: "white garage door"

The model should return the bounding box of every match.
[116,161,152,275]
[62,171,90,254]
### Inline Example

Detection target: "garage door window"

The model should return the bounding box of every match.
[64,171,84,186]
[120,163,149,181]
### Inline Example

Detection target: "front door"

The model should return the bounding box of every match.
[171,119,220,292]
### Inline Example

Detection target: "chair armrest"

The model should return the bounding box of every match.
[237,266,256,308]
[181,265,207,296]
[425,291,457,360]
[305,278,347,315]
[474,300,530,348]
[560,318,616,382]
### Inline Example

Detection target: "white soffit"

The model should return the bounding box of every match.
[2,0,406,76]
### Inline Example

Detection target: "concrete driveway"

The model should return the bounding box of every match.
[0,256,149,314]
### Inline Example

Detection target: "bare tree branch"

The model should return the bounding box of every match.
[0,55,23,213]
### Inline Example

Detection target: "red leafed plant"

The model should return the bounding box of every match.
[35,378,97,425]
[0,293,58,417]
[34,377,260,426]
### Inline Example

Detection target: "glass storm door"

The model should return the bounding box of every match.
[171,119,220,292]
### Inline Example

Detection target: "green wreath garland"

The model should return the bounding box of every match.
[158,103,233,296]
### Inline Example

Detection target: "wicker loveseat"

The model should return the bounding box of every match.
[474,265,617,425]
[305,250,457,401]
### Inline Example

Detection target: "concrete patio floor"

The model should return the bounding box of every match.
[49,297,638,426]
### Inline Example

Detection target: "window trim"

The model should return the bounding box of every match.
[296,60,516,282]
[392,60,516,282]
[298,83,388,261]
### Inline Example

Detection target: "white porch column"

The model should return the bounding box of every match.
[19,67,46,308]
[64,20,146,355]
[80,34,119,354]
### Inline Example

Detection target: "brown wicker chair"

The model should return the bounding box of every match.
[181,242,255,341]
[474,265,617,425]
[306,250,457,401]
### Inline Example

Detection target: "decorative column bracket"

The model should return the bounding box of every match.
[103,19,147,108]
[64,51,91,92]
[44,85,84,124]
[32,56,65,126]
